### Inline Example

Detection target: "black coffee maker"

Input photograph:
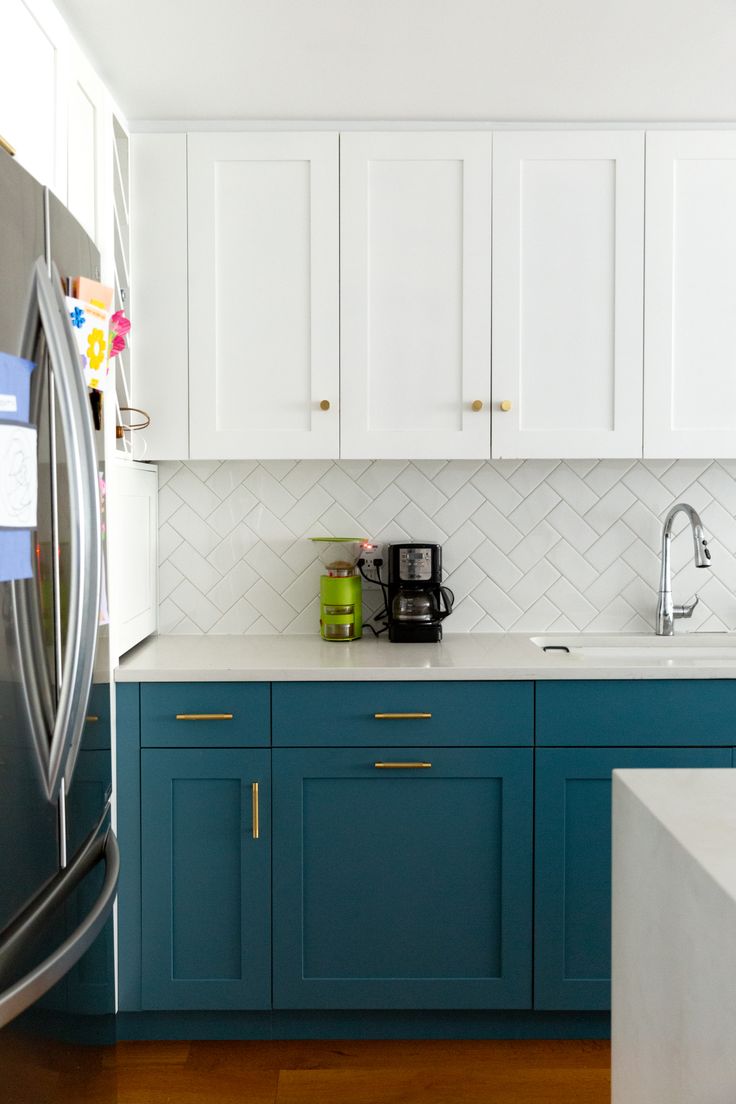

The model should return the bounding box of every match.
[387,543,454,643]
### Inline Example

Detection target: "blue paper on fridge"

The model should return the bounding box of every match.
[0,353,37,581]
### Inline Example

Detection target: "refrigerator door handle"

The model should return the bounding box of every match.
[15,257,101,801]
[0,827,119,1029]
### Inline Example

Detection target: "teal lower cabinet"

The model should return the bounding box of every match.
[140,748,271,1010]
[65,748,115,1014]
[273,747,533,1010]
[534,745,732,1011]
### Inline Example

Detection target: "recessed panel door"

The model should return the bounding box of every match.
[273,746,532,1009]
[188,132,339,459]
[340,132,492,459]
[141,748,270,1010]
[645,131,736,458]
[534,745,731,1011]
[493,131,644,458]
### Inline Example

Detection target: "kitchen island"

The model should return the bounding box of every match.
[612,769,736,1103]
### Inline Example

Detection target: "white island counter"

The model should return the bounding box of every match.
[612,769,736,1104]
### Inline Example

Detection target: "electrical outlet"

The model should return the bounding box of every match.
[358,542,383,570]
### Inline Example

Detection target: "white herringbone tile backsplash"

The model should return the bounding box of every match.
[156,459,736,635]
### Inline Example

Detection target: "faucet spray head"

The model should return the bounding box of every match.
[693,523,712,568]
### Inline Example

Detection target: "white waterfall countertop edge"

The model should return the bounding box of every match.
[612,769,736,1104]
[115,632,736,681]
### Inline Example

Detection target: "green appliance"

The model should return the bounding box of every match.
[310,538,367,641]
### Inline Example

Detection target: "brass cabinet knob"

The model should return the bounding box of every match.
[319,399,331,411]
[500,400,512,412]
[471,399,483,412]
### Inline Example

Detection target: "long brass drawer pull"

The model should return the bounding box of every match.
[374,762,432,769]
[85,715,99,723]
[251,782,259,839]
[374,712,432,720]
[175,713,234,721]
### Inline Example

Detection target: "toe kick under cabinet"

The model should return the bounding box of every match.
[115,678,736,1026]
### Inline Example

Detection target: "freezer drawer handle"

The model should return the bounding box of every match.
[0,828,119,1029]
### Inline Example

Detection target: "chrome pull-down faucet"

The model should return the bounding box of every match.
[656,503,712,636]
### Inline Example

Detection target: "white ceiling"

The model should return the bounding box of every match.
[56,0,736,122]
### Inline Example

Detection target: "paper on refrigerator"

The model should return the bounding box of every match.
[65,297,111,391]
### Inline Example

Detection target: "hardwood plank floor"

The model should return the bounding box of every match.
[103,1039,610,1104]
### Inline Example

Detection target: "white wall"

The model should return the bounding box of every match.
[54,0,736,122]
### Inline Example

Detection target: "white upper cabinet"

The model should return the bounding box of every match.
[66,44,107,243]
[645,132,736,458]
[0,0,68,196]
[187,132,339,459]
[492,131,645,458]
[340,132,492,459]
[131,133,189,459]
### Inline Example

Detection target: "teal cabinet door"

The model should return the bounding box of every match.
[535,746,731,1011]
[141,748,270,1010]
[273,747,533,1009]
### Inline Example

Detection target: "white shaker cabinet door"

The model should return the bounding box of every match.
[0,0,68,197]
[340,132,492,459]
[188,132,339,459]
[492,132,644,458]
[66,44,107,245]
[645,132,736,458]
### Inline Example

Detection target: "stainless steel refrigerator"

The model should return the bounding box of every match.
[0,149,119,1101]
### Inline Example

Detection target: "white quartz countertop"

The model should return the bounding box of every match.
[614,769,736,905]
[115,631,736,681]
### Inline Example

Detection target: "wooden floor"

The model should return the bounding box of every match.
[50,1038,611,1104]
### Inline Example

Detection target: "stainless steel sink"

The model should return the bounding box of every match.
[529,634,736,663]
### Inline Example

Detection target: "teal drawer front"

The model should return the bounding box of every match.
[537,680,736,746]
[272,681,532,746]
[141,683,270,747]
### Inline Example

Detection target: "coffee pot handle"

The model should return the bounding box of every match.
[438,586,455,620]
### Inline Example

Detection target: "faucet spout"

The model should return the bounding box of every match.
[656,503,712,636]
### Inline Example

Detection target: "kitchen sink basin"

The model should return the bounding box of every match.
[529,634,736,663]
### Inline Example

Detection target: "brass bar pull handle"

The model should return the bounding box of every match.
[175,713,234,721]
[374,762,432,769]
[85,715,99,723]
[373,712,432,720]
[251,782,259,839]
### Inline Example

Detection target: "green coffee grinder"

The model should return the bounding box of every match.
[310,537,367,641]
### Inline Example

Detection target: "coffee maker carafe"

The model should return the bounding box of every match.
[387,543,453,643]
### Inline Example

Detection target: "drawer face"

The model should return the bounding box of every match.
[536,680,736,746]
[272,681,532,746]
[141,683,270,747]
